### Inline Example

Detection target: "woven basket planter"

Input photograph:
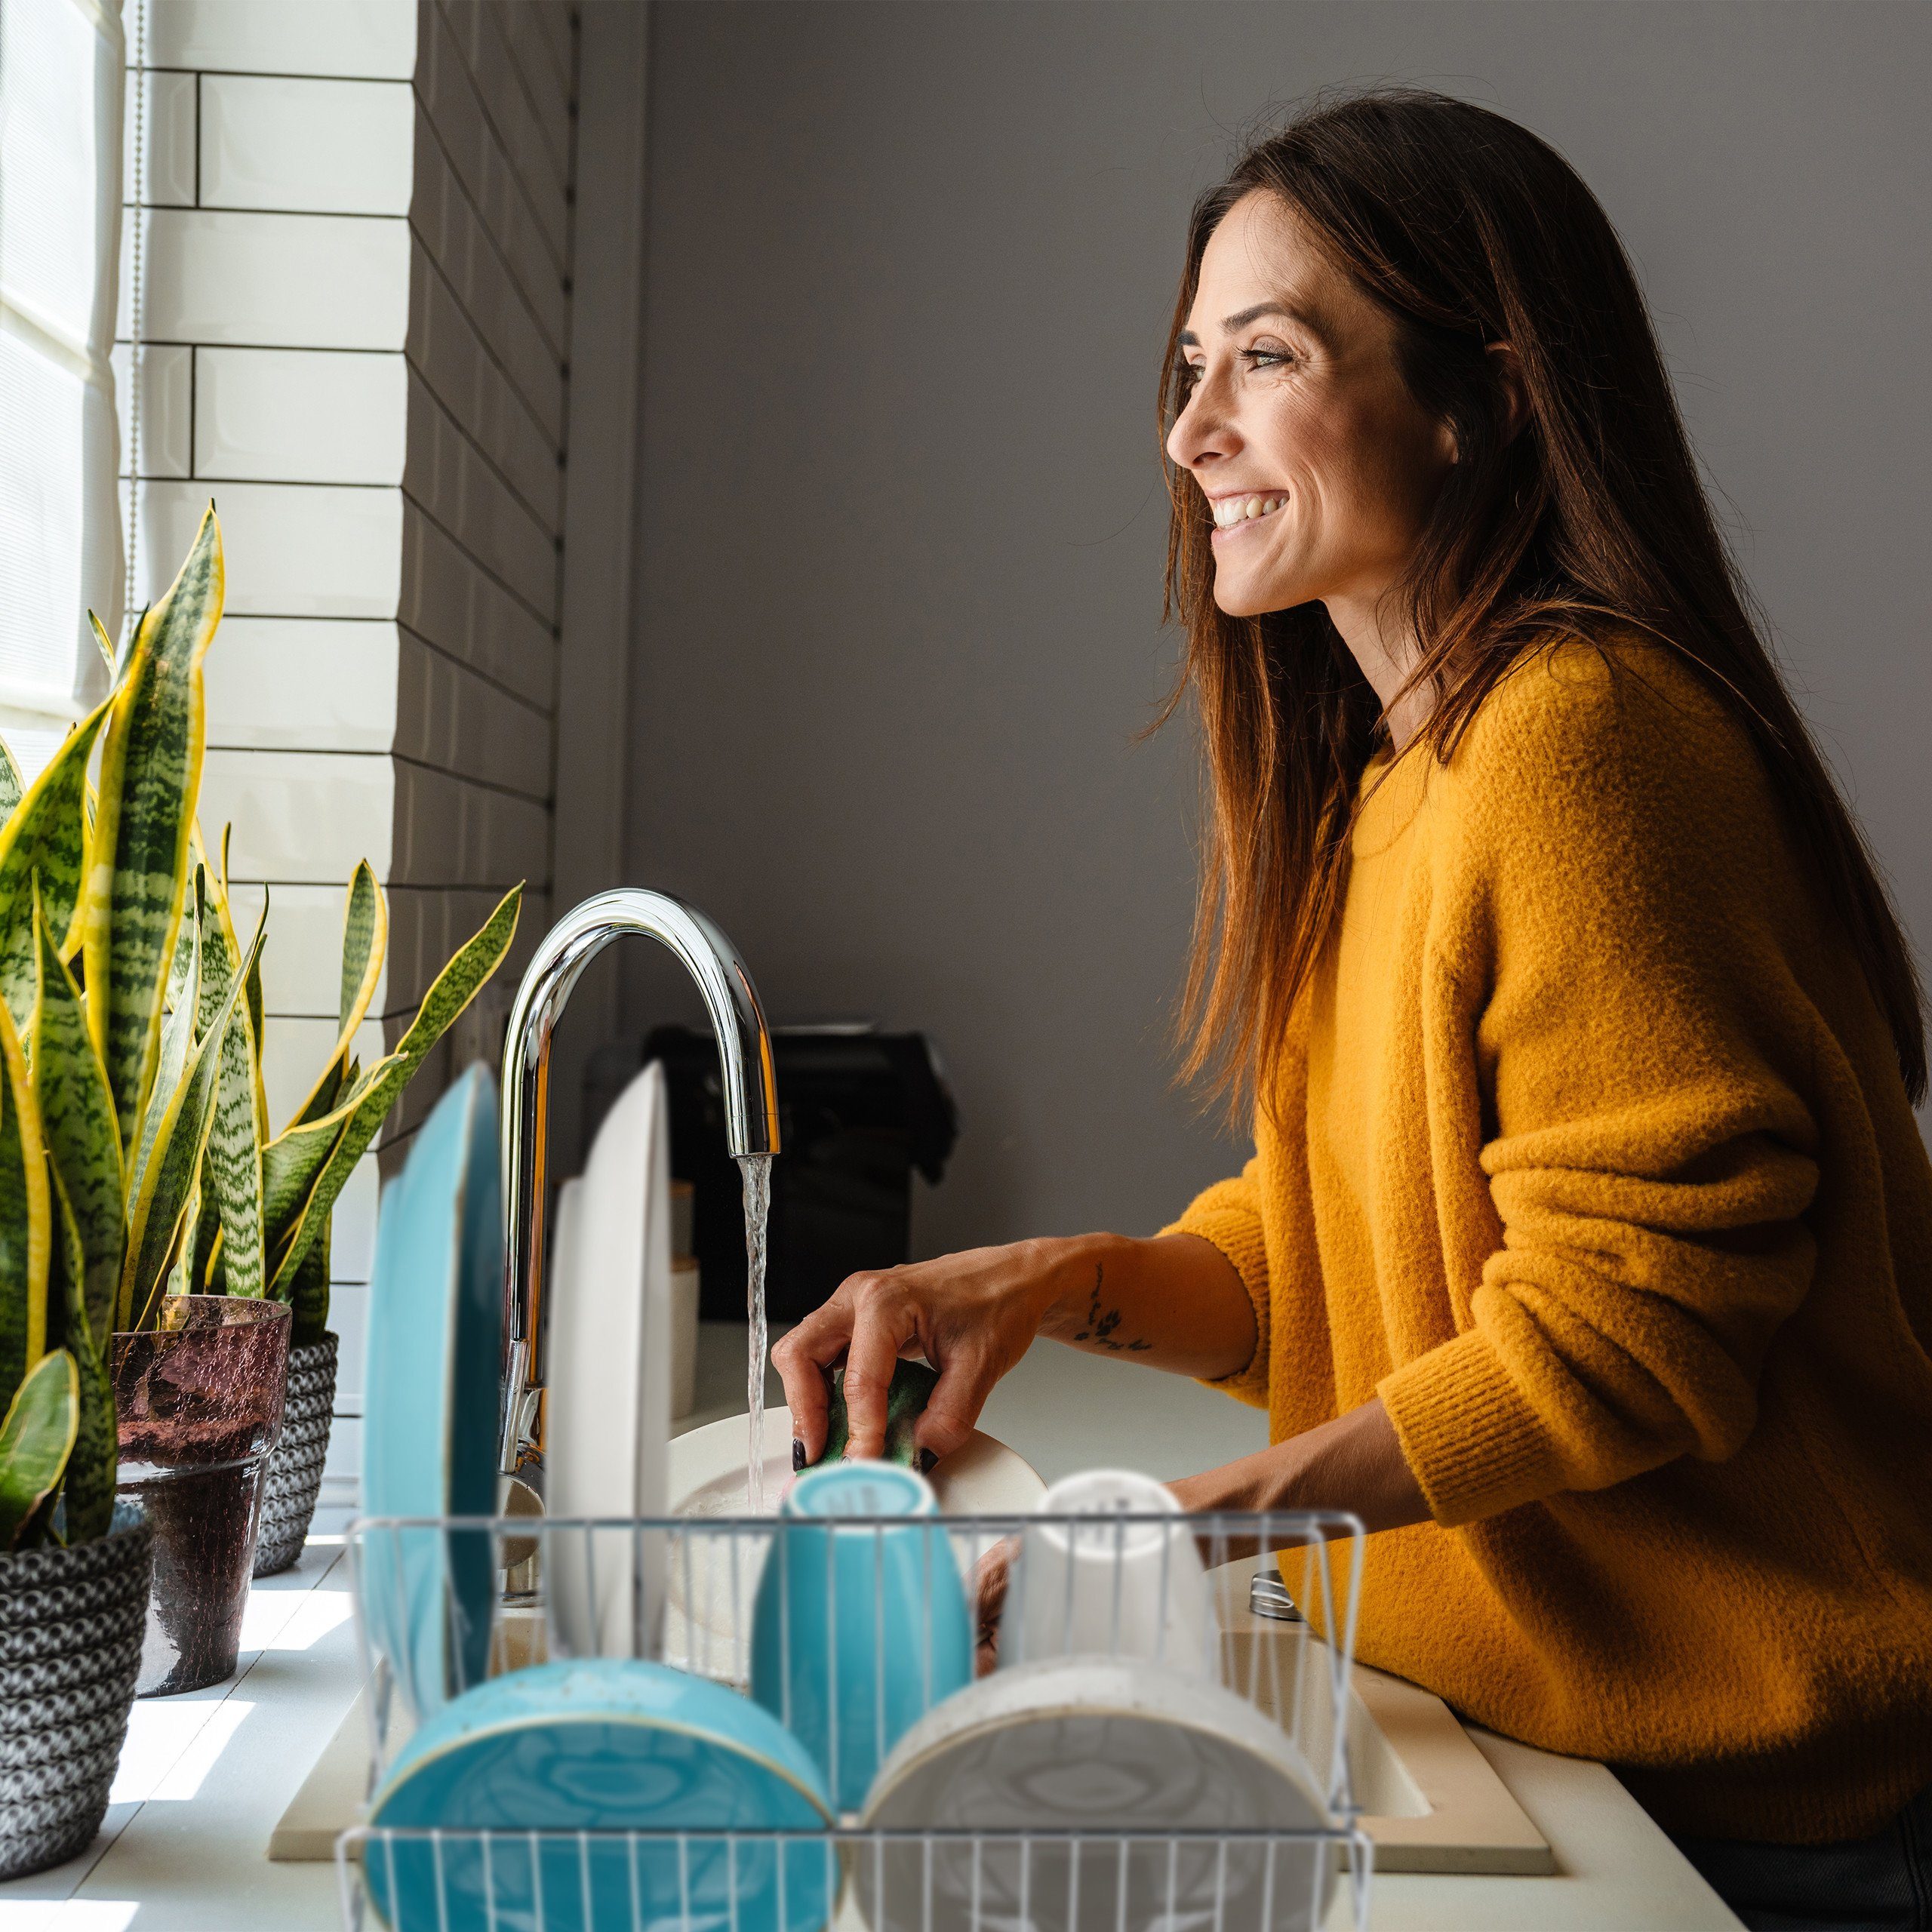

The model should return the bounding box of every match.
[0,1502,152,1880]
[254,1332,340,1577]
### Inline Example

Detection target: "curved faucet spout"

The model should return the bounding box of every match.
[497,888,779,1473]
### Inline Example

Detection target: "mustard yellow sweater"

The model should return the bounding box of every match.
[1165,639,1932,1843]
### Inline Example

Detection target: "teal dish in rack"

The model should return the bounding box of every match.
[361,1064,503,1719]
[365,1659,837,1932]
[750,1460,974,1812]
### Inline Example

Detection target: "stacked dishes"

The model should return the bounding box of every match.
[856,1469,1338,1932]
[360,1068,1331,1930]
[367,1659,835,1932]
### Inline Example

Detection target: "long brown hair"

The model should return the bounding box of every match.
[1159,89,1926,1121]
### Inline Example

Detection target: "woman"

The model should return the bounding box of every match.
[771,91,1932,1927]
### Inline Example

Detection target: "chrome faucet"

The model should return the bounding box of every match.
[497,888,780,1475]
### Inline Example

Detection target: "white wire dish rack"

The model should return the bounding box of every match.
[337,1505,1374,1932]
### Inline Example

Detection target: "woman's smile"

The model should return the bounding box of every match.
[1208,491,1291,540]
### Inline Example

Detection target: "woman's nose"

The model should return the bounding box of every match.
[1166,374,1238,474]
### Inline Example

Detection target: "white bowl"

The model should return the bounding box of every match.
[663,1404,1044,1685]
[857,1654,1337,1932]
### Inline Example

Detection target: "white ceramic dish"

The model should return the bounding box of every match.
[857,1654,1336,1932]
[663,1404,1044,1686]
[544,1060,672,1659]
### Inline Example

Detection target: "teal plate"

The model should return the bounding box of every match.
[367,1659,837,1932]
[361,1064,503,1717]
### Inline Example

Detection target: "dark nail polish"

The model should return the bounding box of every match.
[792,1438,807,1472]
[917,1448,938,1476]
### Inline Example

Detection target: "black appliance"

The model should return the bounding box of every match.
[585,1025,958,1323]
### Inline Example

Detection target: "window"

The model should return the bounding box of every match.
[0,0,122,780]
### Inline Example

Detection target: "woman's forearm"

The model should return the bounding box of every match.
[1167,1397,1432,1534]
[1035,1230,1258,1382]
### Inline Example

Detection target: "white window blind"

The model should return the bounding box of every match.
[0,0,123,774]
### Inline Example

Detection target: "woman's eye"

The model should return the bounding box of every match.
[1240,348,1291,370]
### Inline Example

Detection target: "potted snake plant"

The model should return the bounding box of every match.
[97,509,519,1689]
[0,507,518,1719]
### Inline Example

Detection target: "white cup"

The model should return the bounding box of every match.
[1004,1469,1218,1675]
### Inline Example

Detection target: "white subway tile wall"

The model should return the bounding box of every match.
[109,341,192,476]
[135,479,406,617]
[198,75,415,217]
[124,69,196,207]
[118,208,412,349]
[198,748,398,882]
[206,617,400,753]
[122,0,577,1500]
[194,347,409,485]
[143,0,417,80]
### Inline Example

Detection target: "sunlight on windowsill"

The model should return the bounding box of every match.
[109,1701,254,1805]
[0,1905,140,1930]
[237,1587,353,1654]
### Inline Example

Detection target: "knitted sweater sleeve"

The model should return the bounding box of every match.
[1378,647,1823,1526]
[1161,1155,1272,1407]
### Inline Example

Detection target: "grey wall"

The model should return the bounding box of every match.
[619,0,1932,1258]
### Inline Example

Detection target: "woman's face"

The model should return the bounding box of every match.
[1166,191,1457,622]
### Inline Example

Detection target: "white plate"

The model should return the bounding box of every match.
[543,1060,672,1658]
[858,1655,1337,1932]
[663,1404,1044,1685]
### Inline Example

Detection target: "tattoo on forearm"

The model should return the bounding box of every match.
[1068,1263,1152,1353]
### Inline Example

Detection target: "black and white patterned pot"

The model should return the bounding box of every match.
[0,1501,152,1880]
[253,1332,339,1577]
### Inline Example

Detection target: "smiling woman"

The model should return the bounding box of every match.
[770,89,1932,1931]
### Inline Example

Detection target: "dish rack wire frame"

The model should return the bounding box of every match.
[338,1507,1374,1931]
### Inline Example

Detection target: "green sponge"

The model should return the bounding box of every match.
[808,1358,940,1469]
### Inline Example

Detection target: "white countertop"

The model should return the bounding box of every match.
[0,1513,1740,1931]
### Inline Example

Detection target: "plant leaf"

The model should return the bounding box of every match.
[192,828,271,1144]
[0,998,51,1401]
[118,920,260,1331]
[0,695,116,1035]
[87,611,122,688]
[267,885,520,1297]
[32,892,125,1352]
[82,504,223,1155]
[0,739,21,823]
[291,1215,330,1347]
[284,861,385,1134]
[199,896,269,1297]
[48,1170,113,1543]
[130,884,200,1222]
[0,1349,76,1550]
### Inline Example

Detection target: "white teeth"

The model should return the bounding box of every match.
[1212,494,1287,528]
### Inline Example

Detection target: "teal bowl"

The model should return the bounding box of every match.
[366,1659,835,1932]
[749,1461,974,1813]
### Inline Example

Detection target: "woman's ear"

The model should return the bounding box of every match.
[1486,340,1529,443]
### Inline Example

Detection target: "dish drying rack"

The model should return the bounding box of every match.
[338,1507,1376,1930]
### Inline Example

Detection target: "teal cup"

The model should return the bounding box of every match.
[749,1461,973,1812]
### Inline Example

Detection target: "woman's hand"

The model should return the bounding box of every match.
[771,1238,1079,1467]
[771,1229,1260,1469]
[969,1537,1018,1676]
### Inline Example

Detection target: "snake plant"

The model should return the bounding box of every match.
[0,506,521,1551]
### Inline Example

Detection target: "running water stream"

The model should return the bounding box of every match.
[738,1152,774,1515]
